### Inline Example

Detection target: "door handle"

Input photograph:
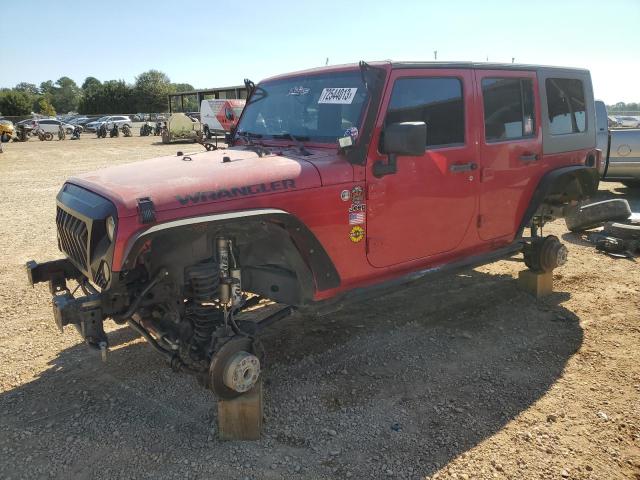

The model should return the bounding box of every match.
[449,162,478,173]
[519,153,539,162]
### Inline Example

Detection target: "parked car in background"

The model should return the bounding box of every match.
[77,117,101,127]
[85,115,132,132]
[0,119,14,142]
[596,101,640,187]
[615,116,640,128]
[68,117,90,125]
[33,119,76,135]
[608,116,621,128]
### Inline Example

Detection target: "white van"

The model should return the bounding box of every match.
[200,99,245,138]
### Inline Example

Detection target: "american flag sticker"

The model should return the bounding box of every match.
[349,212,365,225]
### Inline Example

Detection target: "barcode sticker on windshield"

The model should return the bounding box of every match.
[318,88,358,104]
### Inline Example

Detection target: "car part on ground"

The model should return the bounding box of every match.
[97,124,108,138]
[564,198,631,232]
[603,220,640,239]
[35,129,53,141]
[140,122,153,136]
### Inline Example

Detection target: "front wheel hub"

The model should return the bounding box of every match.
[223,351,260,393]
[209,337,263,399]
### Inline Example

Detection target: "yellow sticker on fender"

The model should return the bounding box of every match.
[349,225,365,243]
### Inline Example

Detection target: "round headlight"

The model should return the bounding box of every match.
[106,216,116,242]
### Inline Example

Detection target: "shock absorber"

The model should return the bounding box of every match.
[217,237,231,305]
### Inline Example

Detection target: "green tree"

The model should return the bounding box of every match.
[40,80,54,95]
[37,97,56,116]
[0,90,32,116]
[15,82,39,95]
[134,70,172,112]
[81,76,102,92]
[171,83,195,93]
[52,76,80,113]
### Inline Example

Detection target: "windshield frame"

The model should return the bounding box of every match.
[233,69,371,147]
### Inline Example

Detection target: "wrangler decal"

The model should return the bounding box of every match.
[176,179,296,205]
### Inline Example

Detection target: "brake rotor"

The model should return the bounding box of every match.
[209,336,263,399]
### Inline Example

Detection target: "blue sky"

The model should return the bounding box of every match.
[1,0,638,103]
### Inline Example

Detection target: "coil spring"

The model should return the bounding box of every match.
[185,262,220,347]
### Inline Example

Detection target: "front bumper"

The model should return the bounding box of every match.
[27,259,109,350]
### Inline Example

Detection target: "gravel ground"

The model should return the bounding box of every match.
[0,135,639,480]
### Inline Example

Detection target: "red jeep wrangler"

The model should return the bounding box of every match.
[27,61,599,398]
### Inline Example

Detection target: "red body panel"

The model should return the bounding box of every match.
[365,68,480,267]
[68,64,593,303]
[474,69,543,241]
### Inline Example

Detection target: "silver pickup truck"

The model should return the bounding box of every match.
[596,100,640,187]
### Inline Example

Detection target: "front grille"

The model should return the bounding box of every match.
[56,207,88,270]
[93,264,108,289]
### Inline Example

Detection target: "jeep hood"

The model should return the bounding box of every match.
[69,147,329,218]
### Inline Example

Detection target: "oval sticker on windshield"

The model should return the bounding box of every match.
[318,88,358,104]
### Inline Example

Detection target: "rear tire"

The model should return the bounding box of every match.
[565,199,631,232]
[603,221,640,240]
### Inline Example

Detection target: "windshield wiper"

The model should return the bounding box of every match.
[272,133,311,156]
[236,131,268,157]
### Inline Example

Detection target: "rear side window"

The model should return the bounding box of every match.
[482,78,535,142]
[385,77,464,147]
[546,78,586,135]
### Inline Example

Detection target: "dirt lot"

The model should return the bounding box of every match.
[0,135,639,480]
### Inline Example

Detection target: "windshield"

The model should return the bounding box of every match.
[235,70,369,143]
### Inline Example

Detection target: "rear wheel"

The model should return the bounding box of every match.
[564,199,631,232]
[523,235,568,272]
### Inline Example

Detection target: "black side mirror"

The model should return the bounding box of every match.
[375,122,427,177]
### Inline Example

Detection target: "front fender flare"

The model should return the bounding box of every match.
[120,209,341,293]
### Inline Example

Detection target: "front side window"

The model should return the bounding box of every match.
[385,77,464,147]
[235,71,369,142]
[482,78,535,142]
[546,78,586,135]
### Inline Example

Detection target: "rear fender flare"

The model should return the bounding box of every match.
[518,165,600,233]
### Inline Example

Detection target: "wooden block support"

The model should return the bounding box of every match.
[217,381,263,441]
[518,269,553,298]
